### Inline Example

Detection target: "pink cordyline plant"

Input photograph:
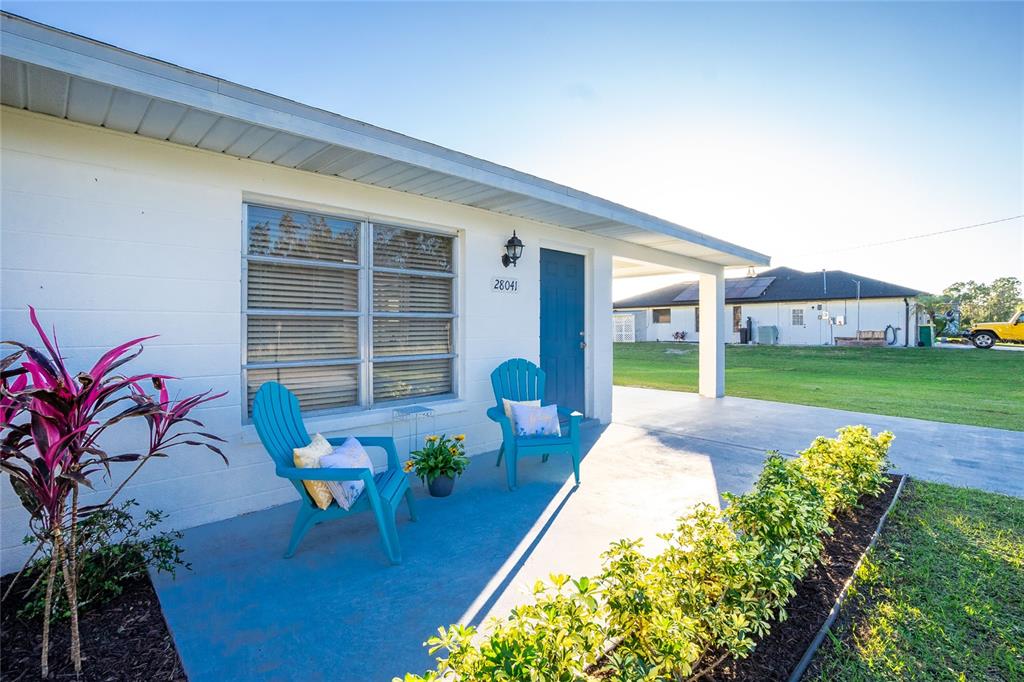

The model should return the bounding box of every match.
[0,307,226,677]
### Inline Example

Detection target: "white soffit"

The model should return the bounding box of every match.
[0,12,769,268]
[613,258,694,278]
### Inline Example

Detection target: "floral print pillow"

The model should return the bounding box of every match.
[502,398,541,432]
[509,403,562,438]
[319,437,373,510]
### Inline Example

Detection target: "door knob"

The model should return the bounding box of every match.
[579,341,587,350]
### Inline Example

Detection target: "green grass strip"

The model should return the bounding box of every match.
[613,343,1024,431]
[809,480,1024,681]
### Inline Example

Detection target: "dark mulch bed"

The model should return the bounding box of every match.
[0,572,186,681]
[712,474,902,681]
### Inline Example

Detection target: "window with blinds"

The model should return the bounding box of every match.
[243,205,456,417]
[371,225,455,402]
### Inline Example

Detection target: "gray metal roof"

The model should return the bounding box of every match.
[0,12,769,268]
[614,267,926,309]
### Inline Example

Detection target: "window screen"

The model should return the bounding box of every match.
[652,308,671,324]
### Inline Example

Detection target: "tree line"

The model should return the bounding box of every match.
[917,276,1022,335]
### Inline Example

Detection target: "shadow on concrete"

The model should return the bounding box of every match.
[634,425,771,504]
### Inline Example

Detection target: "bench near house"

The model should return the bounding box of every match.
[0,13,769,573]
[614,266,924,346]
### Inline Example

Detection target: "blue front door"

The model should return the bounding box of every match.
[540,248,585,414]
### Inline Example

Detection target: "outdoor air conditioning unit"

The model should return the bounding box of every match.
[757,325,779,345]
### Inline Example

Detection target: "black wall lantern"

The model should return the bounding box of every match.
[502,231,524,268]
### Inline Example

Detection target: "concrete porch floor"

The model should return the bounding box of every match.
[153,387,1024,681]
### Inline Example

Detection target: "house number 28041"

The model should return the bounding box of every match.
[492,277,519,293]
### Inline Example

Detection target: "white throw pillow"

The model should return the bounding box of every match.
[510,403,562,438]
[319,437,374,511]
[502,398,541,432]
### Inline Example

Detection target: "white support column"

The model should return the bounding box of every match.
[698,267,726,398]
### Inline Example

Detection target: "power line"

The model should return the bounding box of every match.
[795,214,1024,257]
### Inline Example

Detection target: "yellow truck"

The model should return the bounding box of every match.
[968,310,1024,348]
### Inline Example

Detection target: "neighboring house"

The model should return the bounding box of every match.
[614,267,925,347]
[0,15,768,572]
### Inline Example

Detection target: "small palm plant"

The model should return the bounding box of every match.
[404,434,469,497]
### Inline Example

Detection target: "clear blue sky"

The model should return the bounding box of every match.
[5,1,1022,295]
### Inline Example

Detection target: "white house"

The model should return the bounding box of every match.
[614,267,924,346]
[0,14,769,572]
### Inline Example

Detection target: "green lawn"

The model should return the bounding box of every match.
[613,343,1024,430]
[809,480,1024,681]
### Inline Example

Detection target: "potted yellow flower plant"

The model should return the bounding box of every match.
[404,434,469,497]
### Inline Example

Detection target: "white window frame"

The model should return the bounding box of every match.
[791,308,804,326]
[241,203,459,421]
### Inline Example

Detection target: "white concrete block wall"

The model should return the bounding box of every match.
[0,109,625,572]
[744,299,915,346]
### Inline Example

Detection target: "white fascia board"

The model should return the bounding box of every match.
[1,13,770,267]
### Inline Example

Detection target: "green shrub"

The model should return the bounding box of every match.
[798,426,893,517]
[395,575,604,681]
[602,505,768,680]
[397,426,893,682]
[725,453,830,615]
[17,500,189,621]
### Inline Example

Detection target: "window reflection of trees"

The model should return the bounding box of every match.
[248,210,359,263]
[373,225,452,272]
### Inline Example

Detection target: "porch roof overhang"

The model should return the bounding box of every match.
[0,12,769,272]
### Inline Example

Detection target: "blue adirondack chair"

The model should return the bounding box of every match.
[252,382,416,564]
[486,358,583,490]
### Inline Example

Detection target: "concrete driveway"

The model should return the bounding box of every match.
[614,385,1024,498]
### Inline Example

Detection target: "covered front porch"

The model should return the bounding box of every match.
[150,386,1024,681]
[153,397,746,681]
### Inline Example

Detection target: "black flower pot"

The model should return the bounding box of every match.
[428,474,455,498]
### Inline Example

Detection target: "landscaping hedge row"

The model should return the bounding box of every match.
[395,426,894,682]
